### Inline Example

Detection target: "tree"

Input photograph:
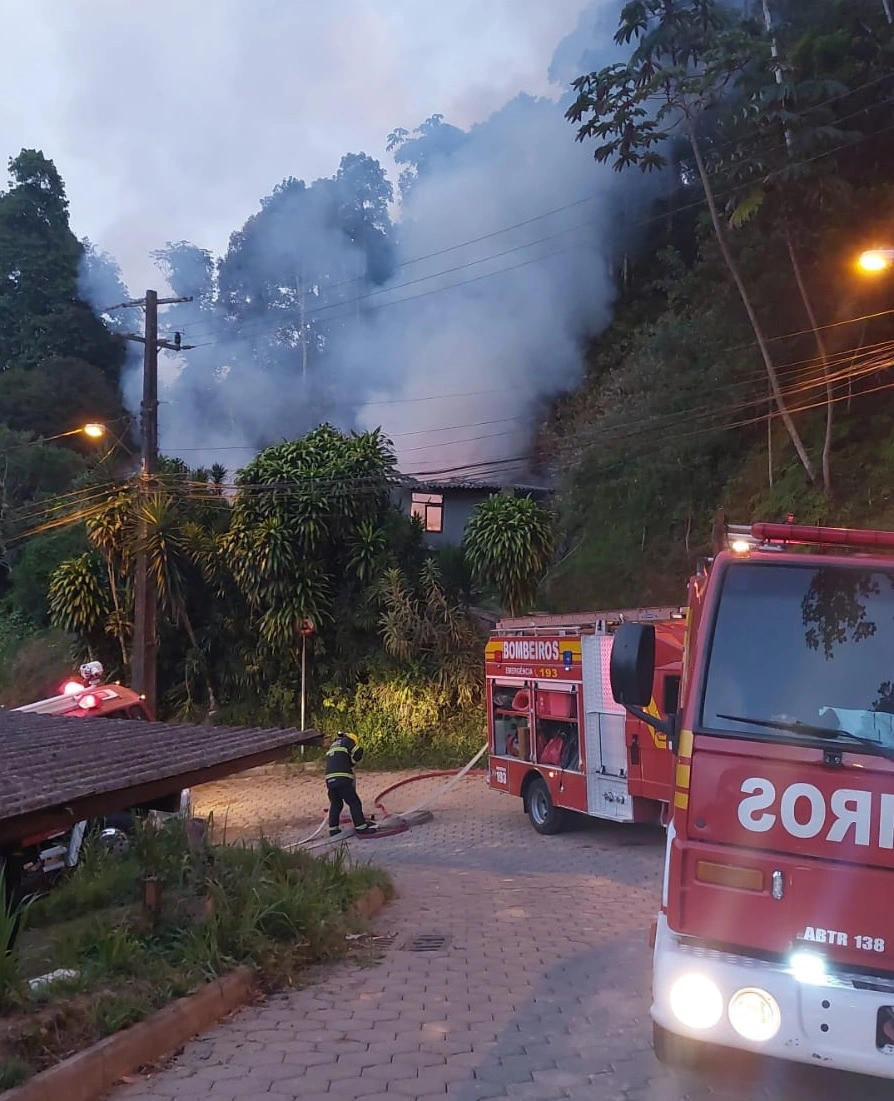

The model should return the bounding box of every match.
[379,559,483,707]
[0,358,123,440]
[710,0,870,497]
[0,151,124,380]
[386,115,469,201]
[463,495,554,615]
[47,552,110,657]
[165,154,397,451]
[217,425,413,707]
[566,0,817,484]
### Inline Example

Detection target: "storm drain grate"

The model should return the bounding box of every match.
[402,933,451,952]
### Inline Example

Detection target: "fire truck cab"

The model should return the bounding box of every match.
[610,521,894,1082]
[486,609,685,833]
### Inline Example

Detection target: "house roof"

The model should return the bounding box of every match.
[0,711,322,846]
[398,476,552,495]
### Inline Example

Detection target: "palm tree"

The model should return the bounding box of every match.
[463,495,554,616]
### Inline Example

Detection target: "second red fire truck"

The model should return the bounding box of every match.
[486,608,686,832]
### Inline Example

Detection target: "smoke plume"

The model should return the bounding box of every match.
[79,1,659,482]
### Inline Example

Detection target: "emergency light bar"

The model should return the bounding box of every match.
[726,522,894,553]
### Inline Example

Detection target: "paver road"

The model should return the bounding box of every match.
[117,766,891,1101]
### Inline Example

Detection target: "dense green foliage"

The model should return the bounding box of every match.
[41,427,489,762]
[542,0,894,609]
[0,152,132,695]
[1,820,390,1081]
[463,495,555,615]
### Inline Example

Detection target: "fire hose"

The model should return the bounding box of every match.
[289,743,487,851]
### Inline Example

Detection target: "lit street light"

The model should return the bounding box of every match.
[857,248,894,274]
[41,422,108,443]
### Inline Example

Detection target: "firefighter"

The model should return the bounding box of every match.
[325,731,377,837]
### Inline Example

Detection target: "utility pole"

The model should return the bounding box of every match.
[107,292,193,714]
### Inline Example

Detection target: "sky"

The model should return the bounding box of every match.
[0,0,593,292]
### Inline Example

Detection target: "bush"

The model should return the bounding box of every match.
[6,819,391,1083]
[321,677,485,768]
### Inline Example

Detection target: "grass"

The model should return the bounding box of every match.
[0,1057,30,1090]
[0,818,391,1084]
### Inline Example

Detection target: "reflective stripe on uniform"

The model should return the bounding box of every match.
[327,772,354,782]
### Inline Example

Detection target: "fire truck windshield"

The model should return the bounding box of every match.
[701,561,894,753]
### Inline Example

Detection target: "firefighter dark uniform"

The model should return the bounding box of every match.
[325,732,376,836]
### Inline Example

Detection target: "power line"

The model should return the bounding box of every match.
[173,101,894,353]
[172,70,894,346]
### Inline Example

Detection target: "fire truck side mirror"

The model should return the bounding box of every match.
[610,623,655,708]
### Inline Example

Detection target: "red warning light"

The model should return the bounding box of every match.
[62,680,84,696]
[78,694,98,710]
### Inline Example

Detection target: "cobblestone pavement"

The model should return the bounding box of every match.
[116,767,892,1101]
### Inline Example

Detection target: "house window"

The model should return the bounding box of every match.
[411,492,444,533]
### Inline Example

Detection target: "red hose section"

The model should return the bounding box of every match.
[372,771,461,818]
[307,767,479,844]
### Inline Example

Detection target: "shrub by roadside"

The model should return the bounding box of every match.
[318,679,484,769]
[0,819,391,1087]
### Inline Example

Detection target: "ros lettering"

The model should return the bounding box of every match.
[737,777,776,832]
[779,783,825,839]
[737,779,894,849]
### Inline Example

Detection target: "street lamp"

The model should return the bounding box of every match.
[7,423,109,452]
[856,249,894,274]
[39,423,108,444]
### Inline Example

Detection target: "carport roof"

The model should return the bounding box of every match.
[0,711,322,846]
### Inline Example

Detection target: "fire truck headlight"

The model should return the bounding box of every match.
[728,987,781,1043]
[789,950,826,985]
[668,973,724,1031]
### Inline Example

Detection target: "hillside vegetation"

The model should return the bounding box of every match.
[540,0,894,609]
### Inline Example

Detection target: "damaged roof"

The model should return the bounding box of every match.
[397,476,551,494]
[0,711,322,846]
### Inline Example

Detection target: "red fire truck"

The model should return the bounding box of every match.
[609,521,894,1081]
[485,608,686,833]
[10,662,187,885]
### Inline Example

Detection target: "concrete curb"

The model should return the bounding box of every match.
[2,885,390,1101]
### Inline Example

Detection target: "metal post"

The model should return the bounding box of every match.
[299,631,307,758]
[300,632,307,731]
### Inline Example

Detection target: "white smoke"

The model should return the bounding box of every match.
[76,0,662,481]
[344,93,619,481]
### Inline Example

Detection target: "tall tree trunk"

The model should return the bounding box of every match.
[763,0,833,496]
[686,125,817,484]
[180,608,218,715]
[783,228,834,496]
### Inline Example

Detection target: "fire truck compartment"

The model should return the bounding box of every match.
[486,610,685,827]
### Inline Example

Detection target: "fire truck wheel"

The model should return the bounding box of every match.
[652,1022,707,1069]
[526,777,566,835]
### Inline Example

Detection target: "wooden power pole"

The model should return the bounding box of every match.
[109,291,193,713]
